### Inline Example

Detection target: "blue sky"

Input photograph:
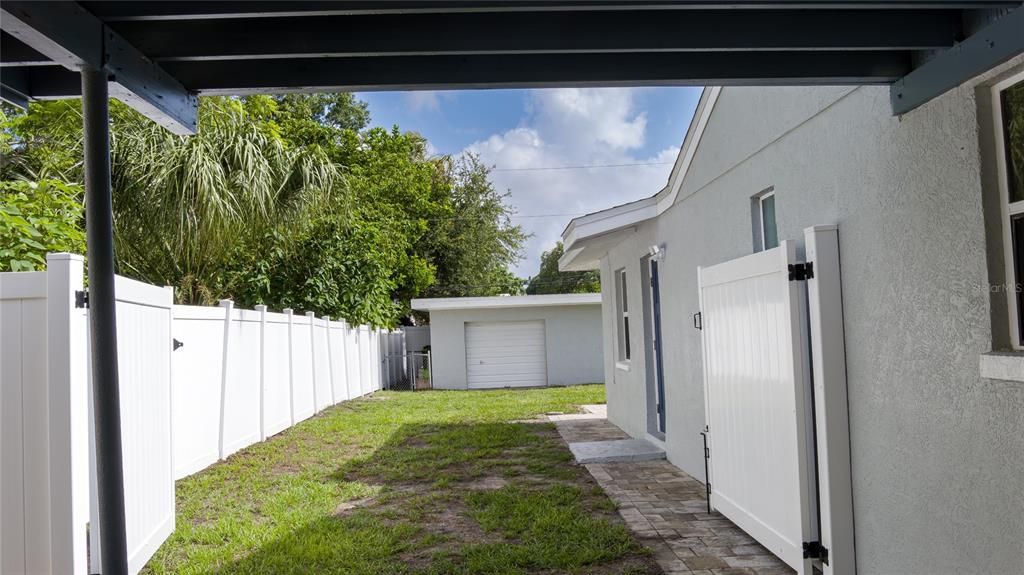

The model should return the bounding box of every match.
[358,87,702,277]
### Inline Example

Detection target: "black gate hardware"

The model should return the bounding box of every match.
[75,290,89,308]
[699,427,712,514]
[788,262,815,281]
[693,311,702,330]
[803,541,829,565]
[173,338,184,351]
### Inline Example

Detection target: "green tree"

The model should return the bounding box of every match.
[0,179,85,271]
[525,242,600,295]
[420,154,527,297]
[1,95,527,326]
[110,97,343,304]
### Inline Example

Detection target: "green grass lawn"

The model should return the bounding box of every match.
[143,385,658,575]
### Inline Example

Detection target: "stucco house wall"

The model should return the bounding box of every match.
[593,57,1024,574]
[424,304,603,390]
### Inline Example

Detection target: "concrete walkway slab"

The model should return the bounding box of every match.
[546,404,607,421]
[569,438,666,464]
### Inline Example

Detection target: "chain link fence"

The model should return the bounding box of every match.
[382,351,432,391]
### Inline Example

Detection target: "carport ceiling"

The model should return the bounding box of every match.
[2,1,1023,133]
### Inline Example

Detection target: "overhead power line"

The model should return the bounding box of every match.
[491,161,673,172]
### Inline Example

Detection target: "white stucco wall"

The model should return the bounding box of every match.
[426,304,604,390]
[597,57,1024,574]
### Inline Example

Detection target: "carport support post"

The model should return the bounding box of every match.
[82,67,130,575]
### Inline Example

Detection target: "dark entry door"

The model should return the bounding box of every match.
[651,259,666,433]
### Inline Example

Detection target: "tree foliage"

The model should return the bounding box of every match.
[420,154,528,297]
[0,179,85,271]
[525,242,600,295]
[0,94,525,326]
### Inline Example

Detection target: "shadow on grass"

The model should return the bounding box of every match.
[208,421,657,575]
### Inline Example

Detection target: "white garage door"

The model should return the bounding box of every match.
[465,320,547,389]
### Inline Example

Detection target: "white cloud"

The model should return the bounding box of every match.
[404,91,444,112]
[462,88,680,278]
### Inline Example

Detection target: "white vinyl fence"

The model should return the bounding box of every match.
[0,254,390,574]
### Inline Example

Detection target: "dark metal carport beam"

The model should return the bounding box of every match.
[0,65,81,105]
[115,9,961,60]
[0,32,56,67]
[891,5,1024,114]
[81,0,1023,21]
[164,50,911,94]
[0,1,197,134]
[0,67,29,108]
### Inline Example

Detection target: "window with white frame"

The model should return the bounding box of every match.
[994,73,1024,350]
[752,188,779,252]
[615,268,631,362]
[759,190,779,251]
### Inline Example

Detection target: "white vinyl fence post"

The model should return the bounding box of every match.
[380,331,387,388]
[255,305,267,441]
[324,316,336,406]
[804,225,855,575]
[339,320,349,401]
[45,253,89,575]
[217,299,233,460]
[355,327,363,397]
[285,309,295,425]
[401,331,408,387]
[306,311,318,413]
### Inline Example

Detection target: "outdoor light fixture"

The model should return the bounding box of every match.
[649,244,666,262]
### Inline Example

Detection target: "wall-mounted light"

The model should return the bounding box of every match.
[649,244,665,262]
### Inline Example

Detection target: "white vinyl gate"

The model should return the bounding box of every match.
[465,320,547,388]
[698,227,855,575]
[90,276,175,574]
[698,241,817,573]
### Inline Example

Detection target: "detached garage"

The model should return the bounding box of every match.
[411,294,604,390]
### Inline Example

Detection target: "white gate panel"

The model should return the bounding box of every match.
[170,307,223,479]
[699,242,815,573]
[106,276,175,574]
[290,315,315,421]
[262,313,292,436]
[465,321,547,389]
[222,309,262,457]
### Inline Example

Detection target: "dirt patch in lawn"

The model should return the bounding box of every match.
[334,497,377,517]
[334,422,661,575]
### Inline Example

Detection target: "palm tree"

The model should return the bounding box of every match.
[110,98,344,303]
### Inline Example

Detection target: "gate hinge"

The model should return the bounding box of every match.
[74,290,89,308]
[173,338,184,351]
[693,311,702,330]
[803,541,829,565]
[788,262,814,282]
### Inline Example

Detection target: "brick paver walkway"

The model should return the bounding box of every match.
[553,416,794,575]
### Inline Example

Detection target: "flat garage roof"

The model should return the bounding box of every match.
[411,293,601,311]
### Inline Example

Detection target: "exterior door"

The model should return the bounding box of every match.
[698,241,817,574]
[465,320,546,389]
[650,259,667,433]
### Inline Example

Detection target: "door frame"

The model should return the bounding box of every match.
[642,255,667,437]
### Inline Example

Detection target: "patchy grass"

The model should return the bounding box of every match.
[143,385,659,575]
